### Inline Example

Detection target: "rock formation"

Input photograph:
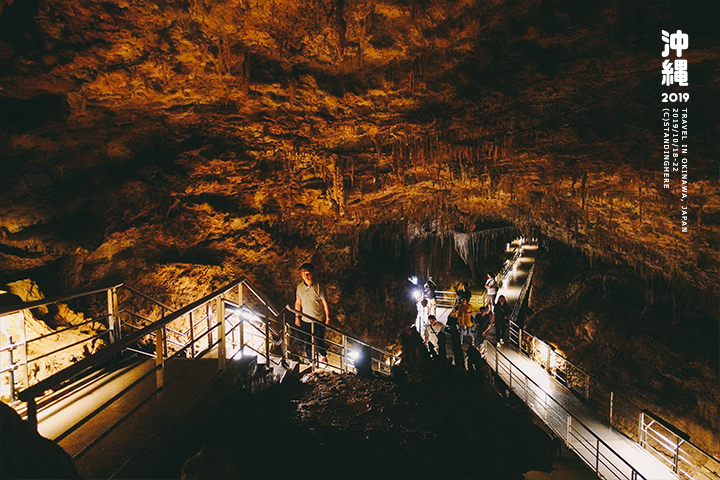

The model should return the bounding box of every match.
[0,0,717,459]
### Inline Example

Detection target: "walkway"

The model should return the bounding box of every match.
[484,244,681,480]
[17,355,221,478]
[3,251,709,480]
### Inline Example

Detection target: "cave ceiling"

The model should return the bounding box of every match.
[0,0,718,298]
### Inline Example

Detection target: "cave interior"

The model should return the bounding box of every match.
[0,0,718,475]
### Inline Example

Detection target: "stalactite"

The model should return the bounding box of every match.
[452,227,518,278]
[329,155,345,216]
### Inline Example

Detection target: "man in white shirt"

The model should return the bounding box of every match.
[295,263,330,364]
[485,272,498,312]
[423,315,444,356]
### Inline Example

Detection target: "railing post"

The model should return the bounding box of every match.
[206,303,213,349]
[237,285,244,355]
[21,313,29,390]
[107,288,120,343]
[639,411,646,447]
[6,336,16,402]
[547,347,552,373]
[566,415,572,443]
[342,335,347,373]
[163,325,168,358]
[26,397,37,431]
[217,297,226,372]
[595,437,600,472]
[518,328,523,354]
[189,311,195,358]
[494,344,499,373]
[673,437,680,473]
[155,326,164,389]
[161,307,168,358]
[531,336,536,363]
[609,391,614,426]
[264,305,270,365]
[311,320,316,367]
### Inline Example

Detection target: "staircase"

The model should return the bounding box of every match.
[0,278,399,479]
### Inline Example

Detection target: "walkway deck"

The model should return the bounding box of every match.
[19,355,222,479]
[484,244,680,480]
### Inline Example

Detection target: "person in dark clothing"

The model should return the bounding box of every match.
[424,314,444,357]
[446,315,465,371]
[411,326,431,364]
[494,295,510,347]
[401,326,429,368]
[473,306,493,358]
[399,327,418,367]
[455,282,472,306]
[466,344,484,375]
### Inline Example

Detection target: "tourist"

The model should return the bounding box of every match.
[455,281,471,306]
[294,262,330,365]
[423,277,437,316]
[446,315,465,371]
[457,296,475,345]
[473,305,493,358]
[424,314,444,356]
[485,272,498,312]
[494,295,510,347]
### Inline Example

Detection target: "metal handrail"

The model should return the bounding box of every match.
[286,306,399,361]
[239,281,280,317]
[435,245,523,311]
[0,283,123,317]
[511,327,720,480]
[509,263,534,324]
[119,284,175,313]
[18,278,245,403]
[25,331,110,365]
[6,274,401,479]
[1,282,174,399]
[489,344,651,480]
[506,261,719,480]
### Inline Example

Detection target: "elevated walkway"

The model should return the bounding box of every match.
[1,278,398,478]
[482,244,717,480]
[1,248,717,480]
[489,343,680,480]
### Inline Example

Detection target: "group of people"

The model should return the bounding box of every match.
[291,263,512,373]
[420,272,511,370]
